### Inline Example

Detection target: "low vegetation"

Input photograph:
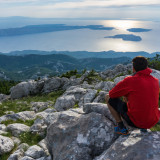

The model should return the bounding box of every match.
[148,54,160,70]
[0,90,64,116]
[0,80,19,95]
[19,131,44,146]
[1,119,35,126]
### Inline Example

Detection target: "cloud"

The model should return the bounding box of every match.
[0,0,160,19]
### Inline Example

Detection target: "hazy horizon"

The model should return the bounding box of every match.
[0,0,160,21]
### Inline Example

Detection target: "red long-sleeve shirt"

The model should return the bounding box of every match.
[109,68,160,129]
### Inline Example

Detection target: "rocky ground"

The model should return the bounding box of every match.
[0,64,160,160]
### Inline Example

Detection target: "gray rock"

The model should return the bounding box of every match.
[114,75,126,84]
[25,145,46,159]
[54,95,76,111]
[83,103,116,124]
[11,137,21,145]
[42,77,62,93]
[64,87,87,101]
[30,102,52,112]
[30,118,47,136]
[151,69,160,85]
[102,81,115,91]
[82,89,97,104]
[0,124,6,131]
[93,91,108,103]
[10,80,44,99]
[21,156,34,160]
[0,111,35,123]
[95,81,105,90]
[101,64,132,80]
[45,108,83,126]
[46,111,116,160]
[0,94,10,102]
[8,149,24,160]
[95,81,114,91]
[17,143,29,151]
[38,139,50,155]
[36,156,52,160]
[7,123,30,137]
[94,130,160,160]
[0,135,14,155]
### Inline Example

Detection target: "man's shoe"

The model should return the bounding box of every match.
[114,126,129,135]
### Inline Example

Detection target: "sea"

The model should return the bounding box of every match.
[0,18,160,53]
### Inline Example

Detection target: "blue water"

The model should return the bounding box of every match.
[0,19,160,53]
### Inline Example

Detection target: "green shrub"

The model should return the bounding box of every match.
[1,119,35,126]
[19,132,43,146]
[0,80,19,95]
[151,124,160,131]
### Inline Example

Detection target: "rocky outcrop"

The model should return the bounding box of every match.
[54,95,76,111]
[151,69,160,85]
[42,77,63,93]
[7,123,30,137]
[0,94,10,102]
[100,64,132,80]
[95,81,115,91]
[0,135,14,155]
[94,130,160,160]
[10,80,44,99]
[46,109,116,160]
[83,103,116,125]
[0,111,35,123]
[30,102,53,112]
[30,118,47,137]
[0,64,160,159]
[24,145,46,159]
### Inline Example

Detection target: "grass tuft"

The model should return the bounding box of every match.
[19,132,43,146]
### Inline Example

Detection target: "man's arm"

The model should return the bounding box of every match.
[109,77,131,98]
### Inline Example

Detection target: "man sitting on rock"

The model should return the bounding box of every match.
[106,56,160,135]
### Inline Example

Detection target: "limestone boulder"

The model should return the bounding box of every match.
[45,108,83,126]
[83,103,116,125]
[95,81,114,91]
[30,118,47,137]
[0,111,36,123]
[42,77,64,93]
[151,69,160,85]
[82,89,97,104]
[54,95,76,111]
[30,102,52,112]
[8,149,24,160]
[0,135,14,155]
[46,111,116,160]
[94,130,160,160]
[24,145,46,159]
[7,123,30,137]
[64,87,87,101]
[0,124,6,131]
[10,80,44,99]
[93,91,108,103]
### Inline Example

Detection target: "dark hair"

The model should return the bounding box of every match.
[132,56,148,72]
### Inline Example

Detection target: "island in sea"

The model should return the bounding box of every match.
[105,34,142,42]
[0,24,114,37]
[127,28,152,32]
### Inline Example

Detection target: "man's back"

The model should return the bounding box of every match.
[109,68,159,128]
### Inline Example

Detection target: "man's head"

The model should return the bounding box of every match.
[132,56,148,72]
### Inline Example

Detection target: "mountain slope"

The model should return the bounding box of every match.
[0,54,131,81]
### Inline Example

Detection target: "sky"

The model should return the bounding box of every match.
[0,0,160,20]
